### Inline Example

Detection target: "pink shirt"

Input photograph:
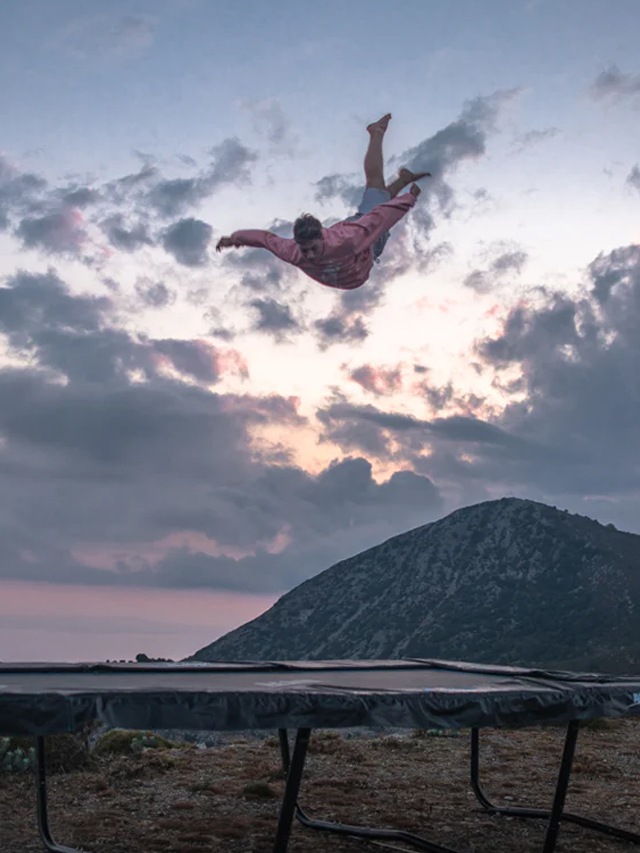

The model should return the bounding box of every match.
[230,192,417,290]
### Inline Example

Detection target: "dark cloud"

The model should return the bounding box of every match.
[309,273,400,352]
[0,267,446,593]
[106,164,158,204]
[249,298,302,342]
[314,174,362,208]
[135,279,176,309]
[317,400,528,454]
[587,245,639,304]
[209,326,236,341]
[162,218,212,267]
[0,270,241,389]
[0,157,48,229]
[313,312,369,351]
[107,138,258,220]
[348,363,403,396]
[152,339,224,383]
[207,137,259,189]
[390,242,640,521]
[147,177,208,219]
[146,460,442,593]
[101,214,153,252]
[464,247,528,293]
[394,89,520,190]
[0,270,110,344]
[61,186,100,208]
[590,65,640,101]
[0,136,257,265]
[627,165,640,193]
[417,379,455,412]
[16,208,87,255]
[492,251,528,275]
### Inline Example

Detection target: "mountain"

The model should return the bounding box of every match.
[188,498,640,674]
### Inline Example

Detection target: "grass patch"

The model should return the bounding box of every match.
[242,781,277,799]
[93,729,192,757]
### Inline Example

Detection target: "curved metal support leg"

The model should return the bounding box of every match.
[35,736,88,853]
[470,724,640,848]
[277,728,461,853]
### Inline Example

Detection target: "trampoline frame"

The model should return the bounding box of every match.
[28,721,640,853]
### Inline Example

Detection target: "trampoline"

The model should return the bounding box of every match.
[2,658,640,853]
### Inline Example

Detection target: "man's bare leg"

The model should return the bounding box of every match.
[364,115,431,197]
[364,113,392,190]
[386,167,431,199]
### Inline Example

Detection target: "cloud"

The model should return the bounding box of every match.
[207,137,259,188]
[115,138,259,219]
[464,245,528,293]
[101,214,153,252]
[316,398,531,461]
[152,339,232,384]
[314,174,362,208]
[590,65,640,101]
[16,208,87,255]
[347,363,403,396]
[248,298,303,342]
[627,165,640,194]
[135,279,176,309]
[1,139,259,269]
[395,89,520,187]
[238,97,297,152]
[383,241,640,524]
[310,272,398,351]
[162,218,212,266]
[512,127,560,154]
[313,312,369,351]
[0,267,445,594]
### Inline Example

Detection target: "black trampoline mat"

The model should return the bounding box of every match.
[2,659,640,736]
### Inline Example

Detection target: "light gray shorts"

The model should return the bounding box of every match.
[344,186,392,261]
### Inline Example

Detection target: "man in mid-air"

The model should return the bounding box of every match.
[215,113,430,291]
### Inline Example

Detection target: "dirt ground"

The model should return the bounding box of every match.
[1,721,639,853]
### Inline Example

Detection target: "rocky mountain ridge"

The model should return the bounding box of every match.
[189,498,640,674]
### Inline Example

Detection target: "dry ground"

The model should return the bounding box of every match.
[1,721,640,853]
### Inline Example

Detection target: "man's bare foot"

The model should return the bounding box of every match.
[367,113,392,135]
[399,167,431,182]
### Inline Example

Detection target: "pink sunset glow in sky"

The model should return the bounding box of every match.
[0,581,278,662]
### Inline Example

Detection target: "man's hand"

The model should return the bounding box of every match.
[409,184,421,199]
[216,236,236,252]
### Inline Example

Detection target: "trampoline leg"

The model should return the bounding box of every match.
[278,727,291,775]
[471,723,640,849]
[35,736,86,853]
[276,728,461,853]
[273,727,311,853]
[542,720,579,853]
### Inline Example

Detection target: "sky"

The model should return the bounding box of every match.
[1,0,639,662]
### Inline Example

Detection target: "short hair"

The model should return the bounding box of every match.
[293,213,322,243]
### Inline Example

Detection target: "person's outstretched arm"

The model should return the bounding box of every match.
[216,230,298,263]
[349,185,420,253]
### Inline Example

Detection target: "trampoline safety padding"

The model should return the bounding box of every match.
[2,658,640,853]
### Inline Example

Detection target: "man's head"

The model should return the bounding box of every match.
[293,213,324,261]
